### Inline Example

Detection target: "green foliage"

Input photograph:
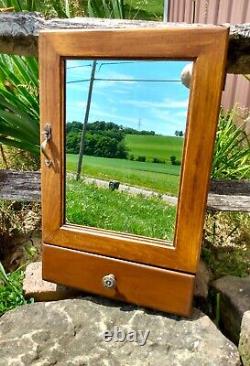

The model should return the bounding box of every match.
[87,0,163,21]
[67,154,181,194]
[170,155,176,165]
[170,155,181,166]
[212,110,250,180]
[0,262,32,315]
[87,0,124,18]
[66,178,176,240]
[0,54,40,157]
[152,157,164,164]
[174,130,184,137]
[0,0,38,11]
[136,155,146,162]
[123,0,163,20]
[0,0,86,18]
[66,121,128,158]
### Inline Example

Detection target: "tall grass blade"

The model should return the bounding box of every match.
[0,261,9,284]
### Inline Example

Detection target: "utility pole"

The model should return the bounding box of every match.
[138,118,141,131]
[76,60,97,181]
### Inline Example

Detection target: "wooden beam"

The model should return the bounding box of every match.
[207,194,250,212]
[0,170,40,202]
[209,180,250,196]
[0,13,249,74]
[0,170,249,212]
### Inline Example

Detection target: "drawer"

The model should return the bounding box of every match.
[43,243,195,316]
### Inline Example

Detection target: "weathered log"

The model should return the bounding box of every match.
[207,194,250,212]
[209,180,250,196]
[0,170,40,201]
[0,169,249,212]
[0,12,249,74]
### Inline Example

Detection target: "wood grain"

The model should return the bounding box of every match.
[40,26,229,274]
[43,243,194,316]
[0,12,249,74]
[209,180,250,196]
[0,170,40,201]
[1,170,249,211]
[207,194,250,212]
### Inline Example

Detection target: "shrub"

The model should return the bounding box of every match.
[170,155,176,165]
[152,157,165,164]
[0,262,33,315]
[129,154,135,161]
[212,110,250,180]
[136,155,146,162]
[152,157,160,163]
[170,155,181,166]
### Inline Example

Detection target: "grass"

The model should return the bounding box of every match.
[66,178,176,241]
[0,262,32,316]
[125,134,184,161]
[124,0,163,20]
[67,154,181,195]
[66,133,183,195]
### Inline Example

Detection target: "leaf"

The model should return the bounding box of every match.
[212,110,250,180]
[0,54,40,157]
[0,262,9,284]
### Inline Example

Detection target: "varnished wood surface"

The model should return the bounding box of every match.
[43,243,194,316]
[40,27,229,274]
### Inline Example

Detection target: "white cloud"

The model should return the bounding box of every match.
[164,98,189,109]
[89,107,137,125]
[123,98,189,110]
[153,109,187,128]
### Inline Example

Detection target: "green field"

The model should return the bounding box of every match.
[125,134,184,161]
[67,154,180,195]
[66,179,176,241]
[66,134,184,195]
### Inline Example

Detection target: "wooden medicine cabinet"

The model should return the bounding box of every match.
[40,26,228,316]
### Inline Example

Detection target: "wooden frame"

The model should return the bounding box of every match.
[40,26,228,315]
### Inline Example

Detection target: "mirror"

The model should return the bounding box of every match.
[65,59,191,245]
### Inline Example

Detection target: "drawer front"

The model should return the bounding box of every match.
[43,243,195,316]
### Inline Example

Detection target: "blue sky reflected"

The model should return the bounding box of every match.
[66,60,190,136]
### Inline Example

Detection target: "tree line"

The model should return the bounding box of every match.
[66,121,155,159]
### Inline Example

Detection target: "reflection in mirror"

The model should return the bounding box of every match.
[65,59,191,245]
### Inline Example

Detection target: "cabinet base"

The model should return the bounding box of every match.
[43,243,195,316]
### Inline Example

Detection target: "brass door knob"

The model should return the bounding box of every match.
[102,274,116,289]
